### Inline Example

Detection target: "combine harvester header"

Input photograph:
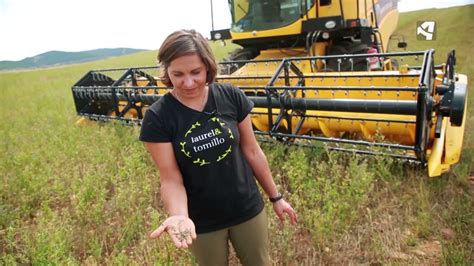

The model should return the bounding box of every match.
[71,0,468,177]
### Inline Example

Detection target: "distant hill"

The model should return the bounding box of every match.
[0,48,148,71]
[389,4,473,77]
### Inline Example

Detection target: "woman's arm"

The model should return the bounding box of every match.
[238,116,298,225]
[144,142,196,248]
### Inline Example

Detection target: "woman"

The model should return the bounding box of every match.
[140,29,297,265]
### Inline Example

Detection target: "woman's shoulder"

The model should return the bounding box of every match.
[148,92,174,115]
[211,82,236,90]
[210,82,240,97]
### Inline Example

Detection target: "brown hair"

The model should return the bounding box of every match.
[157,29,218,87]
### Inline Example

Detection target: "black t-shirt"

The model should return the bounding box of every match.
[140,83,264,234]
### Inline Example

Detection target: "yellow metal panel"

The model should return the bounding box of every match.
[377,10,399,52]
[428,118,450,177]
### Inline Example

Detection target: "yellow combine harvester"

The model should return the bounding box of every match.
[72,0,468,177]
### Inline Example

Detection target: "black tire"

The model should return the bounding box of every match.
[326,41,369,71]
[220,48,259,74]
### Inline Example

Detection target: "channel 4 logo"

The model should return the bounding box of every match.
[417,21,437,41]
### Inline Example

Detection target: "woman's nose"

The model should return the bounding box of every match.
[182,76,194,87]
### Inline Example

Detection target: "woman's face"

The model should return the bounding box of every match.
[167,53,208,99]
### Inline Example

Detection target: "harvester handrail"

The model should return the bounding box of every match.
[280,51,427,61]
[218,52,426,65]
[219,73,421,79]
[219,58,285,65]
[76,84,416,92]
[238,85,419,92]
[73,85,169,90]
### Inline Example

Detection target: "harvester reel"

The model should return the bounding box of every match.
[71,50,468,177]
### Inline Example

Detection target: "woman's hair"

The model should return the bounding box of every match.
[157,29,218,87]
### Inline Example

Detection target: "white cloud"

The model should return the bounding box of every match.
[1,0,472,61]
[0,0,231,61]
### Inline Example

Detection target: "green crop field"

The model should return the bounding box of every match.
[1,5,473,265]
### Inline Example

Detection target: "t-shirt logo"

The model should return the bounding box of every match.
[179,116,234,166]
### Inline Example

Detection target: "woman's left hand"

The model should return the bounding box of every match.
[272,199,298,225]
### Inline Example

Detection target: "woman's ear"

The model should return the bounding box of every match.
[207,70,212,84]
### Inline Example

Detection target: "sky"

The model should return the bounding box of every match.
[0,0,473,61]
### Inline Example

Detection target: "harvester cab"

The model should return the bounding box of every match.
[71,0,468,177]
[212,0,399,70]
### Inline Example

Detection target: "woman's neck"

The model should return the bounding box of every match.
[172,86,209,112]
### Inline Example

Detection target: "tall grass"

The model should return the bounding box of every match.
[1,5,473,264]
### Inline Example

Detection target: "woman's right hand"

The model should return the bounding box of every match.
[149,215,197,248]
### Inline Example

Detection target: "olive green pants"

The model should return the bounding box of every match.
[189,210,271,266]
